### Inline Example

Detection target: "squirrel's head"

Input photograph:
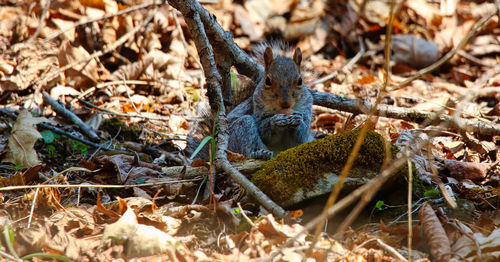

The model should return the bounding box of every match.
[262,47,303,115]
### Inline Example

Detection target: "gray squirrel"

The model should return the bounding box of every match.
[188,43,313,160]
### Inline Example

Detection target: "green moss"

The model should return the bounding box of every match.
[100,117,142,142]
[251,129,407,204]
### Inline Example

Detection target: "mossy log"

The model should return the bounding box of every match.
[251,129,408,207]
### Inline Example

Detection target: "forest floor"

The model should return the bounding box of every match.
[0,0,499,261]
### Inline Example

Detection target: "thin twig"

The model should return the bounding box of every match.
[0,178,203,191]
[28,0,51,42]
[311,90,500,136]
[237,202,255,227]
[42,91,100,141]
[457,50,491,67]
[407,158,413,262]
[27,187,40,229]
[0,249,18,261]
[357,238,408,261]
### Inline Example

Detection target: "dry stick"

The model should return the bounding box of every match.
[0,108,119,152]
[43,1,163,42]
[180,0,263,82]
[357,238,407,262]
[237,202,256,227]
[457,50,491,67]
[407,158,413,262]
[42,91,100,141]
[308,1,396,255]
[167,0,287,219]
[311,91,500,136]
[0,178,202,191]
[27,187,40,229]
[28,0,51,42]
[390,7,497,91]
[0,250,17,261]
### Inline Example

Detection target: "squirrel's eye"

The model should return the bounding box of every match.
[265,76,272,86]
[297,77,303,86]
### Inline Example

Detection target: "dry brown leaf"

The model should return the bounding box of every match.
[0,42,59,91]
[79,0,105,9]
[108,56,154,81]
[51,18,76,42]
[101,21,117,47]
[145,32,162,52]
[95,154,162,184]
[50,207,96,236]
[168,114,189,135]
[419,202,452,261]
[97,195,121,221]
[244,0,272,25]
[2,110,49,168]
[58,40,100,89]
[102,201,182,259]
[443,159,490,182]
[283,0,323,40]
[406,0,441,26]
[0,172,26,187]
[411,95,450,112]
[25,188,64,210]
[0,58,15,75]
[363,0,390,27]
[269,0,297,15]
[452,228,500,261]
[234,4,264,41]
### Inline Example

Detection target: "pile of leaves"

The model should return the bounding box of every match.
[0,0,499,261]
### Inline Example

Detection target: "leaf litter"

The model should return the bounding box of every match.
[0,0,498,261]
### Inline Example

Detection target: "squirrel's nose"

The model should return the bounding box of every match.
[279,92,291,108]
[279,100,291,109]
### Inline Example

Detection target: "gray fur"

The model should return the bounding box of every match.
[188,44,313,160]
[227,47,313,159]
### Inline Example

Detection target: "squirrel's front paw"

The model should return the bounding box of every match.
[250,149,274,160]
[272,114,302,127]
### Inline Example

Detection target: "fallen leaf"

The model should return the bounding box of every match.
[2,110,49,168]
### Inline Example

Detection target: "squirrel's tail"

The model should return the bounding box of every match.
[252,41,293,64]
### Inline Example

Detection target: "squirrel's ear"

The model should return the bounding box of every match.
[293,48,302,67]
[264,46,274,68]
